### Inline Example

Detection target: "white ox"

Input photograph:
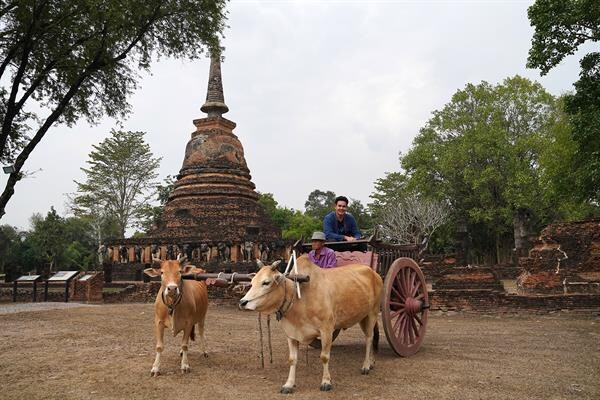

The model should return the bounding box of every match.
[239,255,383,393]
[144,256,208,376]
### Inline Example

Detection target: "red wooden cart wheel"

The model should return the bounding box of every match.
[382,257,429,357]
[309,329,341,349]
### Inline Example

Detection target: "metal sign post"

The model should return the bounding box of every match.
[13,275,42,302]
[46,271,80,302]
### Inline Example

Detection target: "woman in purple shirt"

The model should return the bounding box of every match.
[308,231,337,268]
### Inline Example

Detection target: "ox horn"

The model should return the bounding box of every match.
[256,259,264,268]
[177,253,187,263]
[270,260,282,271]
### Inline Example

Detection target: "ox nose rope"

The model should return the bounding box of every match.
[275,277,295,321]
[257,313,274,369]
[266,314,273,364]
[161,278,184,317]
[255,276,296,368]
[258,313,265,369]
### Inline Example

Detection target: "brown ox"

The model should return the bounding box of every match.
[144,255,208,376]
[239,255,383,393]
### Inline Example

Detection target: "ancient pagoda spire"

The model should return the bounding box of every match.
[149,48,281,248]
[200,52,229,117]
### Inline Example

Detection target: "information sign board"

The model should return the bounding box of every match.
[16,275,41,282]
[47,271,79,281]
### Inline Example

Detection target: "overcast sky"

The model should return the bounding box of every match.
[0,0,588,232]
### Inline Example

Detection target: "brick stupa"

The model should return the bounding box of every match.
[151,54,280,245]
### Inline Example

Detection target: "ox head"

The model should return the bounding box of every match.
[143,254,196,298]
[239,260,284,312]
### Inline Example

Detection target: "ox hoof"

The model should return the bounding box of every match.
[361,367,370,375]
[150,370,160,377]
[319,383,333,392]
[280,386,294,394]
[181,366,191,374]
[203,352,208,358]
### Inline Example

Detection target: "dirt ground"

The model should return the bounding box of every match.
[0,303,598,400]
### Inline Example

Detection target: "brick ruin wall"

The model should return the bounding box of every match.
[3,220,599,312]
[517,219,600,294]
[421,220,600,311]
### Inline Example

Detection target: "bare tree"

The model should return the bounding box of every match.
[379,193,450,253]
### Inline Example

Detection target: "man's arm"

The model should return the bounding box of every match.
[323,249,337,268]
[323,213,344,241]
[347,214,362,239]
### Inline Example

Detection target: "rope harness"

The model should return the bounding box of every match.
[161,278,184,317]
[255,274,300,368]
[275,276,296,321]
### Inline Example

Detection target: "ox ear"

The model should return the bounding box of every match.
[274,272,285,284]
[181,264,201,274]
[270,260,282,271]
[143,267,161,278]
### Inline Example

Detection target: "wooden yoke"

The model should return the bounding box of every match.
[181,272,310,287]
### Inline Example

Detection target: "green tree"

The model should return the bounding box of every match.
[282,211,321,240]
[25,209,97,273]
[347,198,373,233]
[384,76,585,263]
[0,0,227,219]
[258,192,295,232]
[136,174,176,234]
[304,189,336,221]
[28,208,66,273]
[368,171,408,220]
[73,130,161,238]
[0,224,20,274]
[527,0,600,203]
[258,192,321,240]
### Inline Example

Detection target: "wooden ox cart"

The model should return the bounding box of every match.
[182,236,429,357]
[183,237,429,357]
[296,236,429,357]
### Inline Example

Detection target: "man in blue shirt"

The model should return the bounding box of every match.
[323,195,362,242]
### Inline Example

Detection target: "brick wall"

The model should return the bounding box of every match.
[430,289,600,312]
[517,219,600,294]
[70,272,104,302]
[0,283,74,302]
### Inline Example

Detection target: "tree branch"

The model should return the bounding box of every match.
[0,1,49,159]
[0,1,17,18]
[0,30,112,219]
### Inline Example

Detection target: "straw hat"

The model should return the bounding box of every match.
[311,231,326,241]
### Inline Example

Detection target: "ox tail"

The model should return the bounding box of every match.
[373,322,379,353]
[190,324,196,341]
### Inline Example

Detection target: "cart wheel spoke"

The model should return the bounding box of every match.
[393,312,406,335]
[414,314,423,326]
[389,300,405,308]
[394,274,405,299]
[406,315,415,344]
[410,316,420,339]
[391,284,405,302]
[402,267,410,294]
[410,272,419,297]
[382,257,429,357]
